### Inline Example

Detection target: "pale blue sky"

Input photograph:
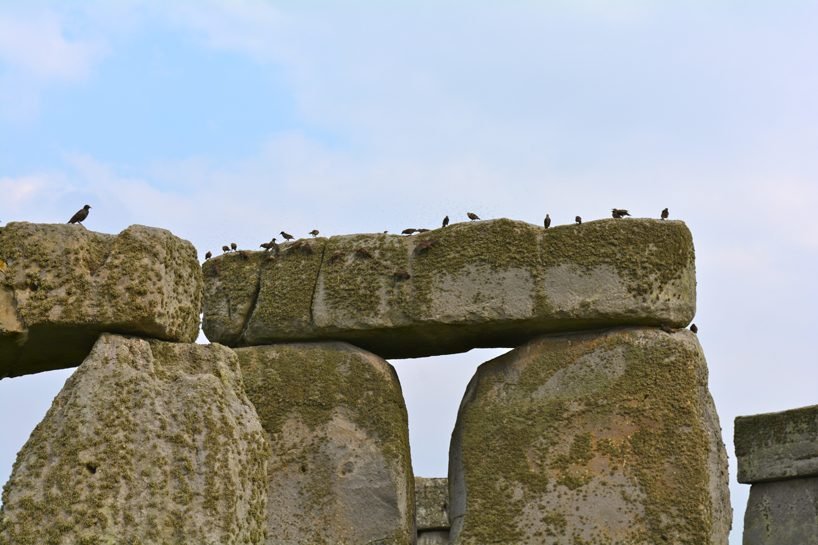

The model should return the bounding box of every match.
[2,3,818,543]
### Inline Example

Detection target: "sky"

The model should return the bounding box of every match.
[1,2,817,542]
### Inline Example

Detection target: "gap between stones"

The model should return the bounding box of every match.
[308,241,328,325]
[237,256,266,345]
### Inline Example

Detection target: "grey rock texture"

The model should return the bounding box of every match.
[418,530,449,545]
[235,342,415,545]
[743,477,818,545]
[203,218,696,358]
[0,334,268,545]
[415,477,449,530]
[0,222,202,378]
[735,404,818,483]
[449,327,731,545]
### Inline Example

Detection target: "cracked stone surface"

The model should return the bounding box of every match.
[0,334,268,545]
[236,342,415,545]
[203,218,696,358]
[0,222,202,378]
[448,327,731,545]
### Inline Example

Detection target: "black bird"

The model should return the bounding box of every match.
[612,208,631,219]
[442,215,449,228]
[309,229,320,237]
[67,204,91,225]
[661,208,669,220]
[260,241,274,251]
[401,228,417,235]
[467,212,480,221]
[575,216,582,225]
[280,231,294,241]
[544,214,551,229]
[222,245,230,253]
[205,251,212,260]
[230,242,237,251]
[690,323,698,334]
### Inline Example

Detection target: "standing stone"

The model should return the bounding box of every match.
[449,327,731,545]
[203,219,696,358]
[0,223,203,378]
[735,404,818,544]
[235,342,414,545]
[416,477,450,545]
[0,334,268,545]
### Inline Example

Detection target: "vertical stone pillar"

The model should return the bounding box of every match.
[416,477,450,545]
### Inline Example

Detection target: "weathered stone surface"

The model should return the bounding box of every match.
[743,477,818,545]
[0,222,202,378]
[449,327,731,545]
[735,404,818,483]
[236,342,415,545]
[0,334,267,545]
[203,218,695,358]
[418,530,449,545]
[415,477,449,530]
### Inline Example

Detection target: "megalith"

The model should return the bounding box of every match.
[735,404,818,544]
[416,477,450,545]
[0,223,202,378]
[449,327,731,545]
[0,334,268,545]
[235,342,415,545]
[203,218,696,358]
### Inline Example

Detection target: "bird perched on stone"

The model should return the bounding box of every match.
[467,212,480,221]
[230,242,237,251]
[280,231,294,241]
[205,251,212,260]
[67,204,91,225]
[222,245,230,253]
[309,229,319,237]
[575,216,582,225]
[690,323,698,334]
[442,215,449,227]
[612,208,631,219]
[401,228,417,235]
[544,214,551,228]
[661,208,669,220]
[260,238,280,256]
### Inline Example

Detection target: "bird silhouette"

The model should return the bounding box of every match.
[309,229,319,237]
[442,215,449,227]
[612,208,631,219]
[222,245,230,253]
[67,205,91,225]
[467,212,480,221]
[401,228,417,235]
[690,323,698,334]
[205,251,212,260]
[230,242,237,251]
[661,208,669,220]
[575,216,582,225]
[280,231,294,241]
[544,214,551,229]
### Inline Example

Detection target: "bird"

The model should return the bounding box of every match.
[401,228,417,235]
[280,231,294,241]
[612,208,631,219]
[690,323,698,334]
[442,215,449,228]
[575,216,582,225]
[544,214,551,229]
[661,208,669,220]
[67,204,91,225]
[205,251,212,260]
[230,242,237,251]
[260,241,274,251]
[222,245,230,253]
[467,212,480,221]
[309,229,320,237]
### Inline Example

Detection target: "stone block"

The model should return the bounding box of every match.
[449,327,731,545]
[203,218,696,358]
[0,334,268,545]
[0,223,202,378]
[743,477,818,545]
[735,404,818,483]
[236,342,415,545]
[415,477,449,530]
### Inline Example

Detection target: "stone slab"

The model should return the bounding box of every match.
[735,404,818,483]
[743,477,818,545]
[0,334,268,545]
[203,218,696,358]
[415,477,449,530]
[449,327,731,545]
[236,342,415,545]
[0,222,202,378]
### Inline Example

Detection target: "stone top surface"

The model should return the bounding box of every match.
[0,222,202,378]
[735,404,818,483]
[415,477,449,531]
[203,218,696,359]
